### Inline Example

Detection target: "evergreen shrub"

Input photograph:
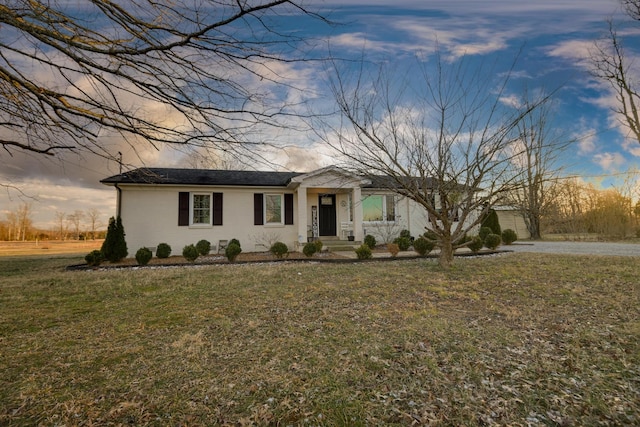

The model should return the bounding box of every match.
[468,236,484,253]
[413,237,435,256]
[156,243,171,258]
[314,239,323,252]
[225,242,242,262]
[101,216,128,262]
[393,236,412,251]
[270,241,289,259]
[303,242,317,257]
[481,209,502,235]
[85,250,103,266]
[195,239,211,256]
[355,244,372,260]
[484,233,502,250]
[399,229,413,240]
[182,244,199,262]
[501,229,518,245]
[229,238,241,248]
[424,229,438,241]
[479,226,493,241]
[135,247,153,265]
[364,234,377,249]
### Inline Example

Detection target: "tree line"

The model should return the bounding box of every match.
[0,204,106,241]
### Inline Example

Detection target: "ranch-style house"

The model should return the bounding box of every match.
[101,166,479,255]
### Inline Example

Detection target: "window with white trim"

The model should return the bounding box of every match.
[265,194,283,224]
[192,193,211,225]
[362,194,396,222]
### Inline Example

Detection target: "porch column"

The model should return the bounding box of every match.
[296,185,308,247]
[352,185,364,242]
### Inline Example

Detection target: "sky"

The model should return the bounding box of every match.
[1,0,639,230]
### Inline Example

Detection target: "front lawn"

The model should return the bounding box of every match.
[0,253,638,425]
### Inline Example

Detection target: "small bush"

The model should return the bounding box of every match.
[479,226,493,241]
[423,229,438,241]
[399,229,413,240]
[195,239,211,256]
[314,239,323,253]
[355,244,372,260]
[413,237,435,256]
[467,236,484,253]
[387,243,400,257]
[364,234,377,249]
[156,243,171,258]
[84,250,103,266]
[270,241,289,259]
[135,247,153,265]
[229,238,241,248]
[225,242,242,262]
[303,242,318,257]
[393,236,412,251]
[501,229,518,245]
[182,244,199,262]
[484,233,502,250]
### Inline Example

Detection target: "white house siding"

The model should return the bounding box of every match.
[360,192,432,243]
[118,184,298,256]
[495,209,530,240]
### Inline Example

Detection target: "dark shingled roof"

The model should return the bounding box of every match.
[101,167,442,190]
[101,168,304,187]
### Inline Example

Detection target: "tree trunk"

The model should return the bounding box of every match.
[438,237,454,268]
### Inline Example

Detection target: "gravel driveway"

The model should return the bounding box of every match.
[505,241,640,257]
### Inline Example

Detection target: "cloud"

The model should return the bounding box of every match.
[593,152,626,172]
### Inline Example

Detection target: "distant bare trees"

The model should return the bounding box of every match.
[1,207,104,241]
[2,203,33,241]
[544,177,637,238]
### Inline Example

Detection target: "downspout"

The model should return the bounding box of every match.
[115,183,122,218]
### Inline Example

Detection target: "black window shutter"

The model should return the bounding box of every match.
[284,194,294,225]
[254,193,264,225]
[213,192,223,225]
[178,192,189,226]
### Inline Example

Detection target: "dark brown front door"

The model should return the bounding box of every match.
[318,194,336,236]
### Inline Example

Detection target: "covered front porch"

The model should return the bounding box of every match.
[288,166,371,247]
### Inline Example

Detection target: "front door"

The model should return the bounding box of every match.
[318,194,337,236]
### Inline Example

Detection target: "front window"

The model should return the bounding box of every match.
[192,194,211,225]
[265,194,283,224]
[362,194,395,222]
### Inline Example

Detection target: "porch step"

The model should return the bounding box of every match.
[322,240,361,252]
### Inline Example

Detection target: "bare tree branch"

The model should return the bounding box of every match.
[0,0,328,163]
[591,8,640,143]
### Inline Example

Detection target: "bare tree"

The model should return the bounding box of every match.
[0,0,327,165]
[591,1,640,143]
[54,211,67,241]
[86,208,102,240]
[67,210,84,240]
[506,93,572,240]
[5,203,33,241]
[317,53,550,268]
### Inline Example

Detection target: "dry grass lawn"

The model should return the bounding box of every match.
[0,253,638,426]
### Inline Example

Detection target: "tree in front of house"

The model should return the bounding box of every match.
[318,50,552,267]
[101,217,128,262]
